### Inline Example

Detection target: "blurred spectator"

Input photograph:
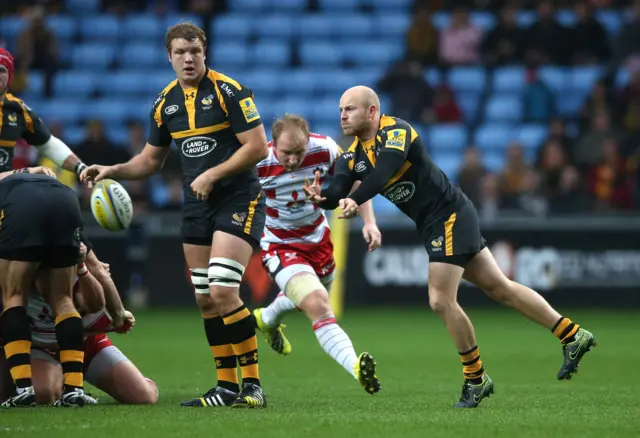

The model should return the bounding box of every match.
[537,139,569,198]
[616,66,640,132]
[575,111,621,169]
[522,69,556,122]
[457,147,487,207]
[548,166,592,213]
[570,3,611,65]
[580,79,615,132]
[75,120,131,166]
[406,7,439,65]
[546,118,574,158]
[430,84,463,123]
[377,60,433,124]
[122,121,151,212]
[498,142,530,207]
[481,4,526,67]
[525,1,568,66]
[15,6,59,98]
[477,173,500,221]
[611,1,640,70]
[439,6,483,66]
[588,138,635,210]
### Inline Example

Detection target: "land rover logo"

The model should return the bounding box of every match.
[383,181,415,204]
[182,137,217,157]
[0,150,9,167]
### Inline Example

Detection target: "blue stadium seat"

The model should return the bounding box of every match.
[300,42,343,66]
[556,10,577,27]
[310,124,341,141]
[80,16,120,41]
[474,124,514,150]
[279,98,312,119]
[298,15,336,38]
[38,100,84,124]
[447,67,486,93]
[366,0,413,10]
[53,71,97,98]
[423,68,441,86]
[0,16,26,39]
[310,98,339,123]
[271,0,307,11]
[123,14,163,41]
[66,0,100,14]
[482,151,506,172]
[596,10,622,36]
[145,73,182,95]
[104,123,129,145]
[212,14,250,40]
[335,15,373,37]
[98,72,149,96]
[615,68,630,89]
[346,41,403,66]
[430,152,463,181]
[371,195,401,216]
[493,67,526,93]
[71,44,116,69]
[429,124,467,151]
[124,101,153,123]
[119,43,166,67]
[457,92,480,121]
[571,66,603,96]
[373,13,411,37]
[242,70,281,98]
[537,67,567,93]
[228,0,266,11]
[515,124,548,150]
[282,69,320,94]
[63,126,87,147]
[485,95,522,122]
[516,11,536,27]
[46,16,77,40]
[211,42,249,67]
[432,12,450,30]
[352,68,384,87]
[432,12,495,30]
[24,71,45,100]
[255,16,296,39]
[557,91,585,117]
[82,99,130,123]
[320,70,361,93]
[318,0,359,10]
[163,14,204,30]
[252,40,290,66]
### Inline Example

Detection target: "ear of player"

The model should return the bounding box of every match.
[90,179,134,232]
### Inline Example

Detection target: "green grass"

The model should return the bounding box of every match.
[2,308,638,438]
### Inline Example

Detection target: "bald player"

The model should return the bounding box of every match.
[303,86,596,408]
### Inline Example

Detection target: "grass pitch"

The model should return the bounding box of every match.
[2,308,638,438]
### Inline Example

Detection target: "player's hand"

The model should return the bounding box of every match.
[78,243,88,262]
[362,223,382,252]
[190,170,217,201]
[27,166,56,178]
[114,310,135,334]
[80,165,115,188]
[338,198,359,219]
[303,170,326,203]
[101,262,110,276]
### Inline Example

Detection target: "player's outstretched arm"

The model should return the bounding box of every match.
[84,250,127,329]
[35,135,87,177]
[75,263,106,313]
[352,182,381,251]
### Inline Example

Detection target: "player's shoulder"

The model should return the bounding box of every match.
[378,115,413,134]
[338,138,358,162]
[207,69,246,95]
[4,93,29,111]
[151,79,179,112]
[308,132,338,151]
[378,115,419,146]
[257,141,278,168]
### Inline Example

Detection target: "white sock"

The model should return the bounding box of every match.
[313,315,358,379]
[261,292,297,327]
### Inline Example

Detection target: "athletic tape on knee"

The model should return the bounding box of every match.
[285,274,326,306]
[191,268,209,295]
[208,257,245,288]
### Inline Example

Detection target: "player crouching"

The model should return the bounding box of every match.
[253,115,381,395]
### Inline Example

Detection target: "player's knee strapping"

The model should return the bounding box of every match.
[55,312,85,391]
[222,305,260,385]
[190,268,209,295]
[1,306,33,389]
[285,274,327,306]
[208,257,244,289]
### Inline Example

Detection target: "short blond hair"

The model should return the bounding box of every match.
[272,114,310,144]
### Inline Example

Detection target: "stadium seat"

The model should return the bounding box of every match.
[298,15,337,38]
[474,124,514,150]
[366,0,413,10]
[372,13,411,37]
[300,42,343,66]
[104,123,129,145]
[371,195,400,216]
[537,67,567,93]
[334,15,373,37]
[345,41,403,66]
[71,44,116,69]
[282,69,321,94]
[596,9,622,36]
[80,16,120,41]
[63,125,87,146]
[615,68,630,89]
[81,99,131,123]
[163,14,204,30]
[38,100,84,124]
[279,98,312,120]
[243,70,281,98]
[485,95,522,122]
[318,0,359,10]
[211,42,249,67]
[482,151,506,172]
[557,91,586,117]
[320,70,361,93]
[24,71,45,100]
[0,16,26,39]
[212,14,250,40]
[66,0,100,14]
[430,151,463,181]
[310,98,340,123]
[457,92,480,122]
[423,68,441,86]
[252,40,291,66]
[432,11,495,30]
[516,10,536,27]
[53,71,98,98]
[258,16,296,39]
[98,72,149,96]
[270,0,307,11]
[429,124,467,151]
[228,0,266,11]
[515,124,548,150]
[448,67,486,93]
[123,14,164,41]
[556,10,577,27]
[119,43,166,68]
[310,124,341,140]
[571,66,603,96]
[492,67,526,93]
[46,16,77,40]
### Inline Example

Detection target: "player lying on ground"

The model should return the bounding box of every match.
[81,22,269,408]
[0,170,92,407]
[24,243,157,405]
[251,114,381,395]
[0,49,89,177]
[304,86,596,409]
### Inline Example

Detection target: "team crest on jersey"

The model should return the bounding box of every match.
[355,161,366,172]
[240,98,260,123]
[201,94,214,110]
[7,113,17,126]
[385,129,406,151]
[232,212,247,226]
[431,236,443,251]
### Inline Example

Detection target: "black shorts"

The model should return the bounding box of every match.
[181,187,266,248]
[421,201,486,268]
[0,183,83,268]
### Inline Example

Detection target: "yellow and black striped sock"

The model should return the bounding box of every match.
[55,312,84,392]
[1,306,32,389]
[552,317,579,344]
[460,345,485,385]
[223,305,260,386]
[203,315,239,393]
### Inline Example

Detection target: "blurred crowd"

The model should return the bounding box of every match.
[2,0,640,217]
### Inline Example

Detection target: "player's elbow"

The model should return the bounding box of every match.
[253,140,269,161]
[82,286,106,313]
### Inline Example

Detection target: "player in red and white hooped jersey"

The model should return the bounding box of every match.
[0,244,158,405]
[253,114,382,395]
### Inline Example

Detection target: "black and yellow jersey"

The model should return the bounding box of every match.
[0,94,51,172]
[328,115,468,226]
[148,68,263,199]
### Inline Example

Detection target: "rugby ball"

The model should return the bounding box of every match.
[90,179,133,231]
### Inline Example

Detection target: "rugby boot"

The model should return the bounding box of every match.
[454,374,494,408]
[557,328,597,380]
[354,352,381,395]
[180,386,238,407]
[1,386,36,408]
[231,382,267,408]
[53,388,98,407]
[253,308,292,355]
